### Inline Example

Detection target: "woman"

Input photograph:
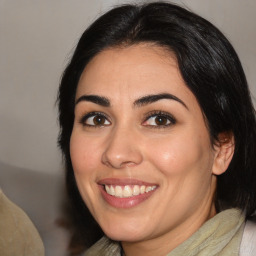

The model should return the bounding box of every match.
[58,2,256,255]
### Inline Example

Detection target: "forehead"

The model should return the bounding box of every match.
[76,44,194,103]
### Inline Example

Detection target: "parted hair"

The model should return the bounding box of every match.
[57,2,256,253]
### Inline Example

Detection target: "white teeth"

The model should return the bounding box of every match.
[115,186,123,197]
[105,185,110,194]
[145,185,157,192]
[145,186,151,192]
[104,184,157,198]
[123,185,132,198]
[133,185,140,196]
[110,186,115,196]
[105,185,116,196]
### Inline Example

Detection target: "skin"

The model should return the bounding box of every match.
[70,44,234,256]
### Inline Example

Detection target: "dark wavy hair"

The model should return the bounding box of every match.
[57,1,256,254]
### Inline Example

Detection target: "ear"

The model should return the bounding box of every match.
[212,132,235,175]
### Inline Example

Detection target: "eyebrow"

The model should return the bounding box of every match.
[134,93,188,109]
[75,95,110,107]
[75,93,188,109]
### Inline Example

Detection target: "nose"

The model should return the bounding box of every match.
[101,127,143,169]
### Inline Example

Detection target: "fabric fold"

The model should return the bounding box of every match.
[167,208,245,256]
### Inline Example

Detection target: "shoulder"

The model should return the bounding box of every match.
[0,189,44,256]
[240,218,256,255]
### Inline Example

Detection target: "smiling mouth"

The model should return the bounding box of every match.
[104,184,157,198]
[98,178,158,208]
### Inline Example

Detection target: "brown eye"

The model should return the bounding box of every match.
[143,112,176,128]
[81,113,111,127]
[145,115,170,126]
[155,116,169,126]
[93,115,106,125]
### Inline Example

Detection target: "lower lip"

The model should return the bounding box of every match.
[99,185,157,209]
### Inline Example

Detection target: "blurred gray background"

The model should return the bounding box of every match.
[0,0,255,255]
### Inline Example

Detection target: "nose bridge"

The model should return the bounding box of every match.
[101,124,143,169]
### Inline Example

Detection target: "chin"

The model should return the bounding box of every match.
[100,221,148,242]
[105,231,145,243]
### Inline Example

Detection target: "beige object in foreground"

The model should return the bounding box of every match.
[0,189,45,256]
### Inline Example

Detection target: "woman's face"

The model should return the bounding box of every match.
[70,44,221,245]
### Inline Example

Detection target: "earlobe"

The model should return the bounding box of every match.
[212,132,235,175]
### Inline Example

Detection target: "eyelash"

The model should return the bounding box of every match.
[142,110,176,128]
[79,112,111,128]
[79,110,176,128]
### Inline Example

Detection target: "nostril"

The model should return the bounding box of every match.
[120,161,137,168]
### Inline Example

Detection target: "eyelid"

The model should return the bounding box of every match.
[79,111,111,126]
[142,110,176,127]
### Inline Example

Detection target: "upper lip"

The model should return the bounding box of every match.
[97,178,157,186]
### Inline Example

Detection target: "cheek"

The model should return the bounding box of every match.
[70,132,101,212]
[70,132,100,175]
[148,132,212,176]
